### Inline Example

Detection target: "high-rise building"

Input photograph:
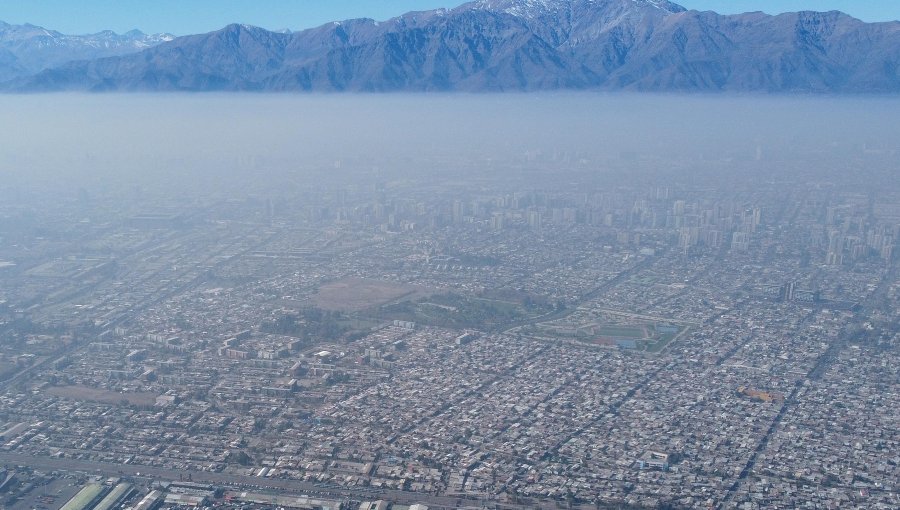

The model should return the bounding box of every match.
[527,210,543,230]
[452,200,464,224]
[782,282,796,301]
[491,213,505,230]
[731,231,750,252]
[826,230,844,265]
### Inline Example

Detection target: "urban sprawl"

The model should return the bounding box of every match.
[0,153,897,510]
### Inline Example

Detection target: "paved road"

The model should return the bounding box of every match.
[719,265,897,508]
[0,452,558,510]
[503,252,663,336]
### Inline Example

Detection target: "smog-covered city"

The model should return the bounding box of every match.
[0,92,897,509]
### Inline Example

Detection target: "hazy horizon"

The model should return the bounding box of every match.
[2,93,899,201]
[1,87,898,510]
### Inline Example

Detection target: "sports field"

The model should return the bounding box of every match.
[45,385,158,407]
[594,324,648,338]
[312,277,433,311]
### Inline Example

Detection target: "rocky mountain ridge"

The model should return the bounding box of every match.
[5,0,900,92]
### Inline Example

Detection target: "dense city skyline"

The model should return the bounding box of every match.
[1,1,897,508]
[0,94,897,509]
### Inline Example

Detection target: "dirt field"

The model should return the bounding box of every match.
[0,361,18,380]
[45,385,158,407]
[312,277,433,312]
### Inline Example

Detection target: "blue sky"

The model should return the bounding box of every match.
[1,0,898,35]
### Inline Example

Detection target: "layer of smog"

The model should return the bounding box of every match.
[0,93,897,510]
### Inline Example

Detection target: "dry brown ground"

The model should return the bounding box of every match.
[45,385,158,407]
[311,277,433,312]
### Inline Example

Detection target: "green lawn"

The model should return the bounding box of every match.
[595,325,646,338]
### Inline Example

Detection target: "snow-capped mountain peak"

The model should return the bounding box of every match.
[471,0,567,17]
[0,20,175,81]
[4,0,897,94]
[466,0,686,18]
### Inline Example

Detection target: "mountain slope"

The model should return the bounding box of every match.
[7,0,900,93]
[0,20,174,82]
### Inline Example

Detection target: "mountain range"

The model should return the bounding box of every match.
[3,0,900,93]
[0,21,173,83]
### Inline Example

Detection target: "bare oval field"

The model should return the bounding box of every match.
[311,277,435,312]
[44,385,158,407]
